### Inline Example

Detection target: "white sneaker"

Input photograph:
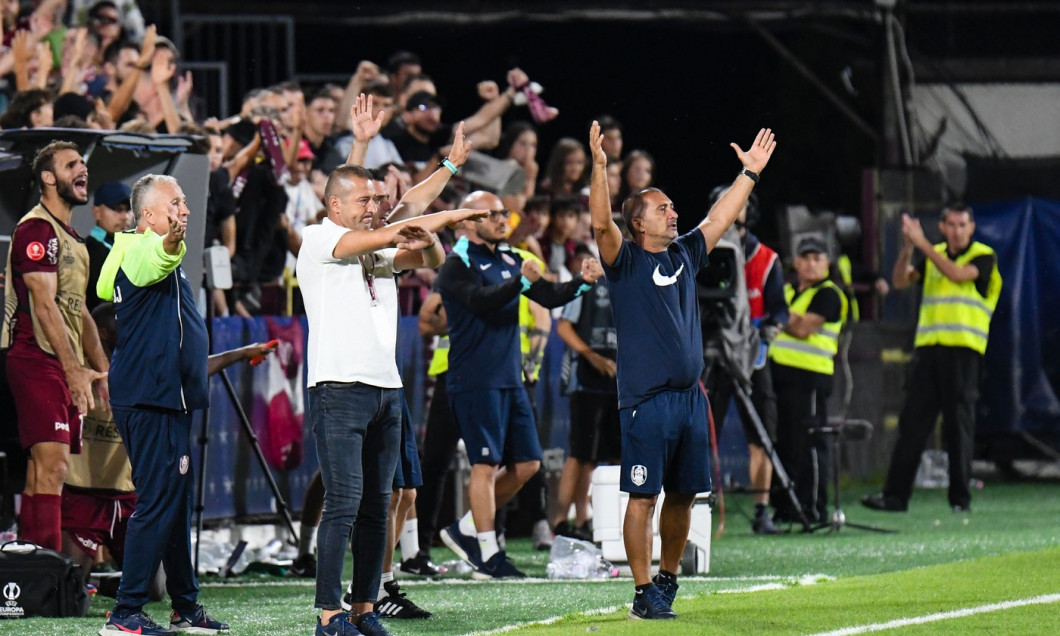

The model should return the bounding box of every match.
[532,519,553,551]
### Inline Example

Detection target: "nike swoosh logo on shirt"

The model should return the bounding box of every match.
[652,263,684,287]
[479,263,492,270]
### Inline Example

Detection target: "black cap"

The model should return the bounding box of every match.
[405,90,442,112]
[796,236,828,256]
[94,181,132,208]
[53,92,94,121]
[224,119,258,147]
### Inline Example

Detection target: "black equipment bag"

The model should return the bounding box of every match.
[0,540,88,618]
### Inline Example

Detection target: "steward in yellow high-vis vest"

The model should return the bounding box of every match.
[769,236,847,524]
[863,204,1001,515]
[836,253,860,322]
[770,280,848,376]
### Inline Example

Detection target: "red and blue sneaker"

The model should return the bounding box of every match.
[99,610,177,635]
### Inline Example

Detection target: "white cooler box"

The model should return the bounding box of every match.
[590,465,711,574]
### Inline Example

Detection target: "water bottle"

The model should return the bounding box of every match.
[441,559,472,575]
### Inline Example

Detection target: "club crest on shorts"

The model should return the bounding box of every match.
[179,455,190,475]
[631,464,647,486]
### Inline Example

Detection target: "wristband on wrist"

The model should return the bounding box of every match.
[440,157,458,175]
[738,167,760,184]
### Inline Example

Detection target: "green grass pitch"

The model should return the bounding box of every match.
[4,482,1059,635]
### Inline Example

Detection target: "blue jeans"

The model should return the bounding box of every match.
[310,382,401,610]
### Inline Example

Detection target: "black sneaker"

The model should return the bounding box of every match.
[375,581,432,619]
[554,520,592,542]
[439,521,484,572]
[629,584,677,620]
[860,493,908,512]
[398,553,445,577]
[169,604,229,633]
[652,572,679,606]
[472,551,526,580]
[752,512,783,535]
[287,553,317,578]
[354,611,392,636]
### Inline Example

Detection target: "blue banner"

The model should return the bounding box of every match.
[974,197,1060,439]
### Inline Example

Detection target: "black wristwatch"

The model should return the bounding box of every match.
[738,167,760,184]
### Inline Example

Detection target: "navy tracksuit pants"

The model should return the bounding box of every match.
[112,407,199,616]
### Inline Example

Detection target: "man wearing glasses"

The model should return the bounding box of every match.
[437,190,603,579]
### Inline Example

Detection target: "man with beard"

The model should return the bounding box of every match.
[437,190,602,579]
[2,141,110,552]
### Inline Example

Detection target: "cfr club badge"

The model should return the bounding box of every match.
[25,241,45,261]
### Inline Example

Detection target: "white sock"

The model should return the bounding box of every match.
[399,519,420,559]
[477,531,499,562]
[458,511,476,537]
[298,525,317,556]
[377,570,394,601]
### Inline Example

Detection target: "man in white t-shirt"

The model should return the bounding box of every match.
[297,163,485,636]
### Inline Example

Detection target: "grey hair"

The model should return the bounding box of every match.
[131,174,178,219]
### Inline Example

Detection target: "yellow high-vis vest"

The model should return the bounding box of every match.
[837,254,860,322]
[426,334,449,376]
[914,241,1001,355]
[769,280,848,375]
[513,247,544,383]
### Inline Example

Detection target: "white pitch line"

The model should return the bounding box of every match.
[199,573,830,589]
[464,578,823,636]
[806,593,1060,636]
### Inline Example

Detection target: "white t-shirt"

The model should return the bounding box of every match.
[297,217,403,388]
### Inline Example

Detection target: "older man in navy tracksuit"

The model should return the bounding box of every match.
[96,174,227,636]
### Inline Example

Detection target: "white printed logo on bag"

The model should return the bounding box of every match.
[1,582,23,617]
[179,455,190,475]
[2,582,19,601]
[631,465,647,486]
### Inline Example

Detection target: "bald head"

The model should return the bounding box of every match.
[461,190,509,245]
[460,190,503,211]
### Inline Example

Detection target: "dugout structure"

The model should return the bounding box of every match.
[0,129,208,527]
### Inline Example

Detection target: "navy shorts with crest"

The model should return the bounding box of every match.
[619,385,712,495]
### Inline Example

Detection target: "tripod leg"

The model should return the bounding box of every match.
[831,429,842,532]
[219,369,300,543]
[732,384,811,531]
[194,408,209,572]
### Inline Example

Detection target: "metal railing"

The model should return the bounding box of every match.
[176,13,296,116]
[180,61,230,121]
